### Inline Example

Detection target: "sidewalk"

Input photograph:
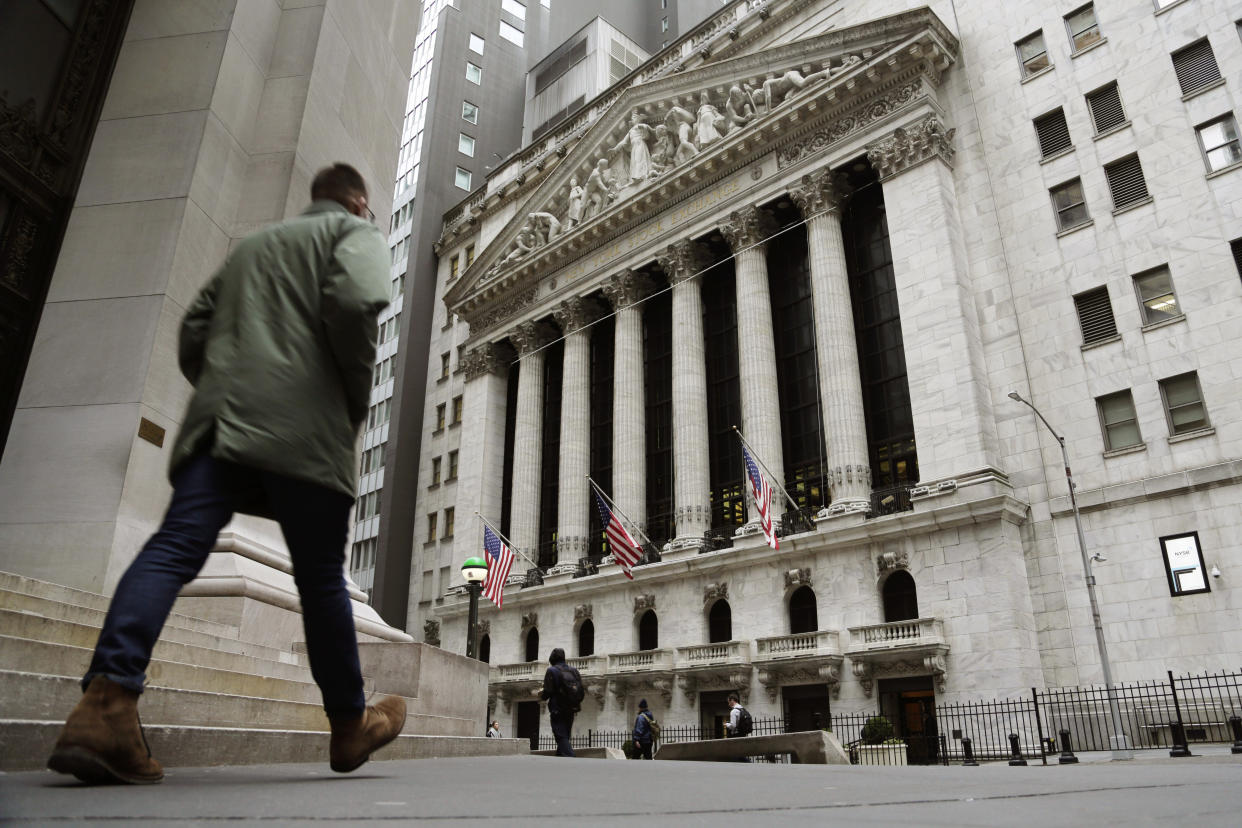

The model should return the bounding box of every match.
[3,751,1240,826]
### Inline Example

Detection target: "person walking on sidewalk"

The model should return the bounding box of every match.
[632,698,658,760]
[540,648,583,757]
[46,163,404,785]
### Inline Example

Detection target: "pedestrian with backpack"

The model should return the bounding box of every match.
[632,698,660,759]
[540,648,583,757]
[725,693,752,762]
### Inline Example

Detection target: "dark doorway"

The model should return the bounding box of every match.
[638,610,658,651]
[782,683,830,732]
[524,627,539,662]
[516,701,540,752]
[788,586,818,634]
[699,690,732,738]
[878,676,939,765]
[882,570,918,622]
[578,620,594,657]
[479,634,491,663]
[708,600,732,643]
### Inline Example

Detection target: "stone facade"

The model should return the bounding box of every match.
[409,0,1241,737]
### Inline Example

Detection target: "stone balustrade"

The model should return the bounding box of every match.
[754,630,842,661]
[848,617,945,651]
[608,648,676,674]
[675,640,752,667]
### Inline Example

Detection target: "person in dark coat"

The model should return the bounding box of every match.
[633,698,656,760]
[46,164,404,785]
[540,648,579,757]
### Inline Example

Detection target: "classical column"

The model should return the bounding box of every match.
[455,342,512,545]
[865,115,1000,484]
[790,168,871,515]
[552,297,600,568]
[721,205,785,529]
[508,320,556,562]
[603,271,653,537]
[657,240,713,547]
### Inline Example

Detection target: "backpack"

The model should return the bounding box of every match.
[735,706,753,737]
[557,664,585,713]
[643,710,662,742]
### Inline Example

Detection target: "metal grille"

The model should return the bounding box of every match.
[1171,39,1221,96]
[1232,238,1242,280]
[1034,109,1072,158]
[1073,286,1118,344]
[1104,154,1149,210]
[1086,83,1125,134]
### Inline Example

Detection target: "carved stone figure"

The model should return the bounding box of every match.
[694,91,726,148]
[583,158,615,219]
[650,124,675,173]
[611,109,656,184]
[527,211,562,246]
[499,227,536,267]
[565,176,584,227]
[725,84,756,130]
[758,66,831,113]
[665,106,698,166]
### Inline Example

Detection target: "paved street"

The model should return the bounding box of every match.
[3,750,1240,826]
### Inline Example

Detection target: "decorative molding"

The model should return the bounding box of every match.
[634,594,656,613]
[520,611,538,629]
[471,286,539,336]
[574,603,593,621]
[876,550,910,575]
[828,463,872,488]
[784,567,812,589]
[865,113,956,180]
[789,166,846,216]
[776,80,924,169]
[1,214,39,297]
[477,619,490,636]
[509,320,557,356]
[703,581,729,606]
[602,269,655,308]
[657,239,714,285]
[461,342,511,381]
[719,204,777,252]
[423,619,441,647]
[553,295,603,335]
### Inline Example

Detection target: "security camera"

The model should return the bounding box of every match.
[1211,565,1222,579]
[1091,552,1107,563]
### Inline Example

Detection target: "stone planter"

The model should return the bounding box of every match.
[856,743,908,766]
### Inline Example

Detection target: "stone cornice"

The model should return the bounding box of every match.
[865,112,956,180]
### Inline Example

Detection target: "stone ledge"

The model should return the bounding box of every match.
[1050,459,1242,516]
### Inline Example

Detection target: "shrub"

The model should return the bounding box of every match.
[860,716,895,745]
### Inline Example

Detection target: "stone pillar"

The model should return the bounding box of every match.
[603,271,653,536]
[865,115,1000,485]
[507,321,555,563]
[456,342,512,543]
[657,240,713,547]
[721,205,785,528]
[552,297,600,569]
[790,168,871,515]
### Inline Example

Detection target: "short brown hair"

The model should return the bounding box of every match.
[311,163,367,205]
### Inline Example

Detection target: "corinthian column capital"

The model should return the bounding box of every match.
[721,205,778,253]
[789,167,846,217]
[461,341,511,381]
[602,269,655,309]
[510,320,557,356]
[865,114,956,180]
[553,295,604,335]
[657,239,714,285]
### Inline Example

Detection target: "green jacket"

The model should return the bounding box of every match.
[172,201,390,508]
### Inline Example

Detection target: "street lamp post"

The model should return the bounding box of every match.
[1008,391,1132,760]
[461,557,488,660]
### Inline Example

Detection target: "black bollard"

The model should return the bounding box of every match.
[1229,715,1242,755]
[1169,722,1193,758]
[1058,728,1078,764]
[961,736,978,767]
[1008,733,1027,766]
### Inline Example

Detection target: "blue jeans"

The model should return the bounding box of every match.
[550,713,575,757]
[84,453,365,718]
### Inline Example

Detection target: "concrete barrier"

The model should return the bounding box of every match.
[654,731,850,764]
[531,747,626,759]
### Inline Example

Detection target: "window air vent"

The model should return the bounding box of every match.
[1073,286,1118,344]
[1104,154,1149,210]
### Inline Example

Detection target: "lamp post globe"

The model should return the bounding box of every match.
[461,557,487,659]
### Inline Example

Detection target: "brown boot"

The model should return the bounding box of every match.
[329,695,406,773]
[47,676,164,784]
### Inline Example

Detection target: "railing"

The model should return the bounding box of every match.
[676,640,751,666]
[849,617,944,649]
[607,648,674,673]
[493,661,539,681]
[870,485,913,516]
[566,655,606,676]
[755,630,841,660]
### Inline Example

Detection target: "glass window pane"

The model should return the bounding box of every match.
[1207,144,1242,171]
[462,101,478,123]
[1163,376,1199,407]
[1052,180,1082,210]
[1107,421,1141,449]
[499,19,523,46]
[1135,269,1178,322]
[458,133,475,156]
[502,0,526,20]
[466,62,481,84]
[468,33,484,54]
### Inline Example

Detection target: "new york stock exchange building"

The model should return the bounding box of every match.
[417,0,1242,747]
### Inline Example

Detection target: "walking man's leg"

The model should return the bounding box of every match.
[48,454,244,784]
[551,714,575,757]
[264,472,405,772]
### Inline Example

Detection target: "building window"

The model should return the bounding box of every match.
[637,610,658,651]
[1171,39,1222,96]
[1159,372,1209,435]
[449,254,459,280]
[1051,178,1089,231]
[1016,30,1050,78]
[462,101,478,124]
[440,352,450,380]
[1196,115,1242,173]
[1160,532,1210,596]
[499,20,523,47]
[525,627,539,662]
[442,507,454,539]
[468,33,484,54]
[465,62,482,84]
[1103,153,1150,210]
[431,456,442,486]
[447,449,459,480]
[501,0,526,20]
[454,167,471,190]
[452,395,463,424]
[788,586,818,635]
[577,619,594,657]
[1064,4,1101,52]
[426,513,438,543]
[1232,238,1242,279]
[661,17,668,32]
[465,244,475,266]
[882,571,919,622]
[1086,82,1126,134]
[708,600,732,643]
[1033,108,1072,158]
[1096,390,1142,451]
[703,264,743,532]
[1133,266,1180,324]
[458,133,475,157]
[1072,286,1118,344]
[435,403,446,431]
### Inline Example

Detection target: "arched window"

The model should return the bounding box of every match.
[789,586,818,634]
[525,627,540,662]
[638,610,658,651]
[578,619,595,657]
[479,634,491,664]
[882,570,918,622]
[708,599,732,643]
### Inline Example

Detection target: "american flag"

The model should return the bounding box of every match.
[743,444,779,550]
[592,488,642,579]
[482,525,515,607]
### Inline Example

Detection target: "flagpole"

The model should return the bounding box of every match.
[586,476,657,550]
[732,425,801,515]
[473,511,541,569]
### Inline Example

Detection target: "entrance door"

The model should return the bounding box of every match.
[698,690,732,739]
[782,683,830,732]
[878,676,938,765]
[516,701,540,751]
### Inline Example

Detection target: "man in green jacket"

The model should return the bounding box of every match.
[47,163,405,784]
